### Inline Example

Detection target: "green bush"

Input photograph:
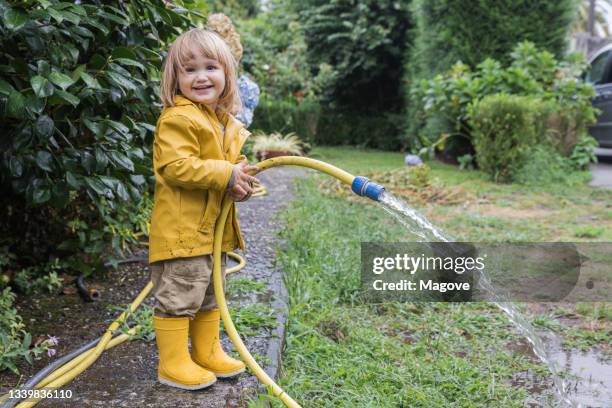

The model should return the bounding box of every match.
[315,109,405,149]
[405,0,578,147]
[468,94,548,182]
[251,95,321,145]
[412,42,598,158]
[0,0,195,277]
[513,146,574,186]
[569,135,599,170]
[255,98,395,148]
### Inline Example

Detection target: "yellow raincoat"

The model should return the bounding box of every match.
[149,95,249,263]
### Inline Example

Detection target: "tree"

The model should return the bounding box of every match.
[300,0,411,111]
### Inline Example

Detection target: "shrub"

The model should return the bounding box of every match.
[408,0,577,79]
[405,0,578,146]
[0,0,195,277]
[315,109,405,149]
[412,42,598,158]
[569,135,598,170]
[298,0,412,111]
[513,146,574,186]
[251,95,321,145]
[468,94,548,182]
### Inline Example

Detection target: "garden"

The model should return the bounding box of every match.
[0,0,610,407]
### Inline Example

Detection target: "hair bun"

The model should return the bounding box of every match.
[207,13,243,63]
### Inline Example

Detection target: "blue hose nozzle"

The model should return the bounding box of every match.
[351,176,385,202]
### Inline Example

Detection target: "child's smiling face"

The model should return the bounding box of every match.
[178,51,225,109]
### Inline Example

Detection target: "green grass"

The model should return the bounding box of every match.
[265,179,545,407]
[232,303,277,336]
[259,146,610,407]
[227,276,267,297]
[313,146,612,242]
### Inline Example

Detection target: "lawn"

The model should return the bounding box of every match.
[250,146,611,407]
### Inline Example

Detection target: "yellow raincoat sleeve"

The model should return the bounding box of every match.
[154,114,234,191]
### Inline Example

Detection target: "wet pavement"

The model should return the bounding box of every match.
[0,167,305,408]
[508,326,611,407]
[541,331,612,408]
[590,149,612,189]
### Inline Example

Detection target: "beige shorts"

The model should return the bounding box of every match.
[150,254,227,317]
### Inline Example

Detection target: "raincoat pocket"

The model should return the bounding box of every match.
[198,190,221,233]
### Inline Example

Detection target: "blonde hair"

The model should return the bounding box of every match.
[206,13,243,62]
[160,28,241,114]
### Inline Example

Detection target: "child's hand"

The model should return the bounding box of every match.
[227,160,259,202]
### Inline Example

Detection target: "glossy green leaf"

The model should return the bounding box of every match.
[89,54,107,69]
[96,9,128,25]
[105,119,129,135]
[54,90,80,107]
[47,8,64,23]
[130,174,146,185]
[81,151,96,174]
[6,91,26,118]
[114,58,145,72]
[106,71,136,90]
[26,95,47,115]
[36,151,54,172]
[111,47,137,60]
[60,10,81,25]
[35,115,54,138]
[65,172,81,189]
[71,25,93,38]
[49,71,76,90]
[0,79,14,96]
[31,181,51,205]
[94,148,109,171]
[71,64,86,82]
[108,151,134,171]
[9,157,23,178]
[80,71,102,89]
[3,8,29,31]
[85,19,109,35]
[30,75,54,98]
[115,181,129,201]
[85,176,108,195]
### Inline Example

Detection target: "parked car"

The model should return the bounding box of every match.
[585,44,612,148]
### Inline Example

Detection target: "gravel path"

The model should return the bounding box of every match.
[0,167,306,408]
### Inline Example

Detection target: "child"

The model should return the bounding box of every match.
[148,28,258,390]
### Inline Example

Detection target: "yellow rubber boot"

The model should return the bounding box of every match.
[154,315,217,389]
[190,309,246,378]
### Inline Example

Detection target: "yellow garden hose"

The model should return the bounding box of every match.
[211,156,383,408]
[31,327,137,390]
[13,282,153,408]
[6,156,384,408]
[1,253,248,408]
